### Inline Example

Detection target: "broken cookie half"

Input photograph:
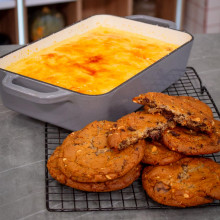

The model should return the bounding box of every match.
[133,92,215,134]
[107,111,174,150]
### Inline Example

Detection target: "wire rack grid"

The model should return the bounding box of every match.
[45,67,220,212]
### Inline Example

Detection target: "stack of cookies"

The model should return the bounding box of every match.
[131,92,220,207]
[47,92,220,207]
[47,120,145,192]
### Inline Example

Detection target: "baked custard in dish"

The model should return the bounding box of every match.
[6,27,178,95]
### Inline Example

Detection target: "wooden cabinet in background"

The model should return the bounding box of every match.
[0,0,133,44]
[0,8,17,44]
[0,0,181,44]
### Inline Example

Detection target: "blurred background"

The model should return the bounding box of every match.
[0,0,219,45]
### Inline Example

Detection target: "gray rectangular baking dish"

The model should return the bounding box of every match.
[0,15,193,131]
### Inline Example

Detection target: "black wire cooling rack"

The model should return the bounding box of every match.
[45,67,220,212]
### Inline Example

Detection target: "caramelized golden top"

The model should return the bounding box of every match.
[6,27,178,95]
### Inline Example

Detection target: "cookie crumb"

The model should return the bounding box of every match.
[118,126,125,130]
[184,193,190,198]
[152,146,157,153]
[106,175,112,180]
[193,117,200,122]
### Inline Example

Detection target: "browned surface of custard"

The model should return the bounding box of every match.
[6,27,178,95]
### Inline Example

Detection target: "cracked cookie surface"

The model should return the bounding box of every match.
[142,141,184,165]
[142,157,220,207]
[133,92,214,134]
[107,111,173,150]
[55,120,144,182]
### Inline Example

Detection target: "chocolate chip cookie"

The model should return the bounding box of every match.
[162,125,220,155]
[47,146,142,192]
[133,92,214,134]
[107,111,174,150]
[56,120,145,183]
[142,157,220,207]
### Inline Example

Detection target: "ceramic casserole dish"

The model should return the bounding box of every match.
[0,15,193,131]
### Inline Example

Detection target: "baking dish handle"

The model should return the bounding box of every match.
[2,74,72,104]
[126,15,177,29]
